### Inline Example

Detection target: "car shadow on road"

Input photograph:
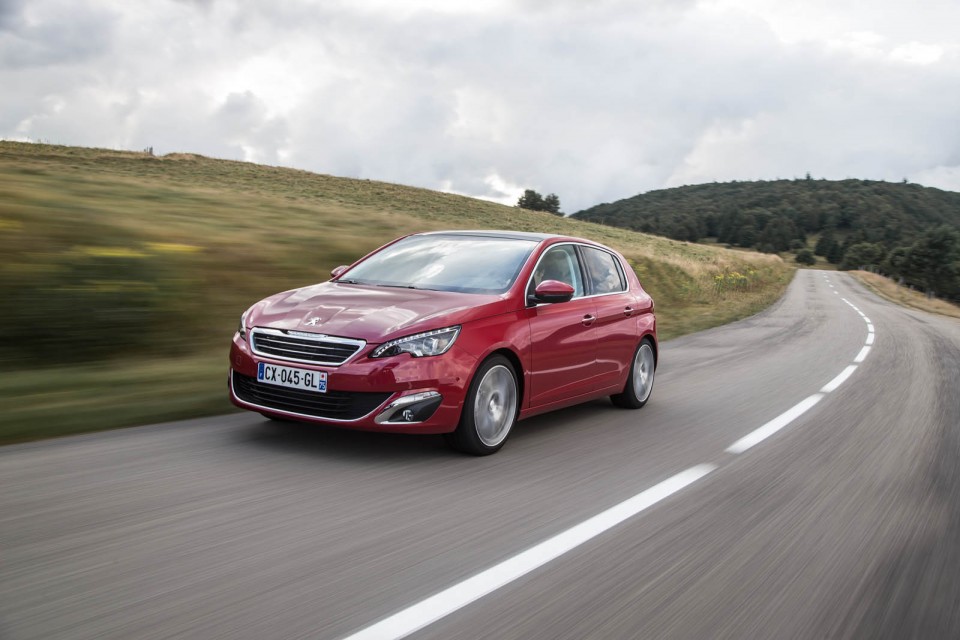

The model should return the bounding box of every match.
[238,419,452,462]
[237,398,618,462]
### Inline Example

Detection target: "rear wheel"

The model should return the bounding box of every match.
[611,338,655,409]
[446,355,518,455]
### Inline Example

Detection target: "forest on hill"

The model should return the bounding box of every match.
[573,178,960,300]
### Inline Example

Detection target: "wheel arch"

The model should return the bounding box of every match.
[488,347,525,413]
[641,333,658,368]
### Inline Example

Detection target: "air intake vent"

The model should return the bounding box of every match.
[232,372,390,420]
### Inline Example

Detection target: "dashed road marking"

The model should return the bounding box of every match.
[726,394,824,454]
[342,277,881,640]
[342,465,717,640]
[821,365,859,392]
[723,292,876,455]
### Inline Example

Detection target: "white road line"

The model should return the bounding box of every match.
[342,465,717,640]
[347,276,880,639]
[821,365,858,393]
[726,283,875,457]
[725,394,824,454]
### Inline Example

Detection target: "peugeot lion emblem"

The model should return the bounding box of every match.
[304,317,322,327]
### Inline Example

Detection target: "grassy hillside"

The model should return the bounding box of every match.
[0,142,791,443]
[851,271,960,320]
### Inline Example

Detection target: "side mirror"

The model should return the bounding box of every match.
[331,265,349,278]
[532,279,575,304]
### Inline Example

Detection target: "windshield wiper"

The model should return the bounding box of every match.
[337,279,364,285]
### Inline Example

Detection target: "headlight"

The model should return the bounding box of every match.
[371,326,461,358]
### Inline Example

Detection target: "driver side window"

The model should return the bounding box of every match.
[529,245,584,298]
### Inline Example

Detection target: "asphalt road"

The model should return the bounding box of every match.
[2,270,959,639]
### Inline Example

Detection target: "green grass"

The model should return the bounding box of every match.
[0,141,793,443]
[0,352,230,444]
[851,271,960,319]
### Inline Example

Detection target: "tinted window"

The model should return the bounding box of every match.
[528,245,584,298]
[581,246,626,295]
[342,235,537,294]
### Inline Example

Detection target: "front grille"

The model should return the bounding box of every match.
[232,372,391,421]
[250,328,365,366]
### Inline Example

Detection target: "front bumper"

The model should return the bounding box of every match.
[228,331,476,434]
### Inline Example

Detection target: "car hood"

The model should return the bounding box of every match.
[247,282,518,343]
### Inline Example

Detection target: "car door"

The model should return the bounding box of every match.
[526,244,600,408]
[579,245,639,390]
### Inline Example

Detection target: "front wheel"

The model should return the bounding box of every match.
[611,339,656,409]
[445,355,519,455]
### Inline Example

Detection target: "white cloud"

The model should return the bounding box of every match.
[2,0,959,212]
[912,165,960,193]
[889,42,946,65]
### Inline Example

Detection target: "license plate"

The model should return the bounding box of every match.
[257,362,327,393]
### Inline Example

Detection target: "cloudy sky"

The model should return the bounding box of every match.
[2,0,959,212]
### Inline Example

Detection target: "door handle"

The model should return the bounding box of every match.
[581,314,596,327]
[623,306,635,317]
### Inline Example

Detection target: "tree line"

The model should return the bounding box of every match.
[517,189,562,215]
[838,227,960,300]
[573,177,960,300]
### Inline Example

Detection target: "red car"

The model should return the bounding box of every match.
[229,230,657,454]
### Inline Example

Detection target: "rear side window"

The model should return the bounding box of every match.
[581,246,626,295]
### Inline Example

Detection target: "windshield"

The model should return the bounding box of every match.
[341,235,538,294]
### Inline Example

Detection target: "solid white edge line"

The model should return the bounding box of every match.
[863,317,871,323]
[854,346,871,363]
[725,394,824,454]
[820,365,858,393]
[867,323,875,333]
[866,333,875,345]
[341,465,717,640]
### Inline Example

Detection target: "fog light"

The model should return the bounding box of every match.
[375,391,443,424]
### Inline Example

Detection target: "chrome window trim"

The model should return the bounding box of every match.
[579,244,629,296]
[524,241,631,306]
[250,327,366,367]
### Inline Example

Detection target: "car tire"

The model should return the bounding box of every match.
[446,355,519,455]
[611,338,656,409]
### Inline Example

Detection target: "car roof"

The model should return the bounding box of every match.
[419,229,589,243]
